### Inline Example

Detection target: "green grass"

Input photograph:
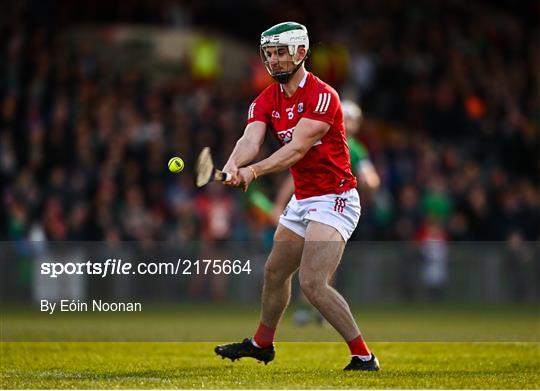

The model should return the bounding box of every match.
[2,342,539,389]
[2,302,539,342]
[1,303,539,388]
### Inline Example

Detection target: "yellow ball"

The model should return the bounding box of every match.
[168,157,184,173]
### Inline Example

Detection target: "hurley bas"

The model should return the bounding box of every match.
[41,299,142,314]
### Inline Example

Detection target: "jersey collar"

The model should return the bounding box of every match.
[298,71,308,88]
[279,72,309,93]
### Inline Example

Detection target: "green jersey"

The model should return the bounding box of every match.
[347,136,369,171]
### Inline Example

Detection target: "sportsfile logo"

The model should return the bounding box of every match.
[40,259,252,278]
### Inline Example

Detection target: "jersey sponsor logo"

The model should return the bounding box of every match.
[276,127,322,146]
[272,110,281,119]
[248,103,256,119]
[314,92,331,114]
[334,197,347,214]
[276,126,295,144]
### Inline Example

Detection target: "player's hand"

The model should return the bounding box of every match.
[222,162,240,187]
[237,167,256,192]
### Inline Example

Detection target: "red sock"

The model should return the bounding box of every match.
[253,322,275,348]
[347,334,371,356]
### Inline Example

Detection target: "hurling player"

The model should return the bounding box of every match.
[215,22,379,371]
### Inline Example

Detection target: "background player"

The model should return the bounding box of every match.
[342,99,380,192]
[214,21,379,371]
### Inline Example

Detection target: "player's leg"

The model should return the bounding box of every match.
[215,224,304,364]
[259,223,304,329]
[298,221,379,371]
[298,222,356,339]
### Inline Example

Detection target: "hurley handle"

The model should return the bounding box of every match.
[216,171,232,182]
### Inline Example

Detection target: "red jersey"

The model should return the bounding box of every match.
[247,72,357,199]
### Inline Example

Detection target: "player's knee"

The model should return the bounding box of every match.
[299,273,324,302]
[264,264,287,285]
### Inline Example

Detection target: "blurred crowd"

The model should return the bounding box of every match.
[1,0,539,246]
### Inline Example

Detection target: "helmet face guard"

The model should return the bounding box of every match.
[259,45,305,84]
[259,22,309,84]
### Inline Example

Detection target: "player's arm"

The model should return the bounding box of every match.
[274,174,294,210]
[250,118,329,177]
[222,121,266,181]
[357,159,380,190]
[271,174,295,225]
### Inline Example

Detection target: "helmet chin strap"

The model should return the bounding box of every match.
[272,61,304,84]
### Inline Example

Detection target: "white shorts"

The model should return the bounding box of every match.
[278,188,361,242]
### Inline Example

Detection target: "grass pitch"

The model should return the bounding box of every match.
[3,302,538,342]
[1,303,539,388]
[2,341,539,389]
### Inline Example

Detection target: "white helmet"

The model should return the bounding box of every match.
[341,100,363,121]
[260,22,309,84]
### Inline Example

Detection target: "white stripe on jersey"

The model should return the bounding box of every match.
[248,103,256,119]
[320,93,329,113]
[314,93,330,114]
[314,93,324,113]
[321,93,331,113]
